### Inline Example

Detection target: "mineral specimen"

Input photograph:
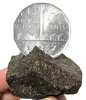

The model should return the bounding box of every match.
[6,46,82,99]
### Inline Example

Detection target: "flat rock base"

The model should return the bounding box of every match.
[6,47,82,99]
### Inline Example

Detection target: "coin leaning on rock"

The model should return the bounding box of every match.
[14,3,71,58]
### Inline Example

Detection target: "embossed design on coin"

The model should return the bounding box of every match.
[14,3,71,58]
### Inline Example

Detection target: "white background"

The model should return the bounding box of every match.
[0,0,86,100]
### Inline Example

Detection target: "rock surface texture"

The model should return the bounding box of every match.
[6,47,82,99]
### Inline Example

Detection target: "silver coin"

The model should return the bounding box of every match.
[14,3,71,58]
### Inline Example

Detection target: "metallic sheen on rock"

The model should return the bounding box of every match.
[14,3,71,58]
[6,47,82,99]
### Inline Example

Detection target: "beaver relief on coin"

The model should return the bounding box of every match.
[14,3,71,58]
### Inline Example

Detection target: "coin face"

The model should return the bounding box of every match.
[14,3,71,58]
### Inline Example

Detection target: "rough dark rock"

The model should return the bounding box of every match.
[6,46,82,99]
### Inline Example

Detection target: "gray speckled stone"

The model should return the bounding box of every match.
[6,46,82,99]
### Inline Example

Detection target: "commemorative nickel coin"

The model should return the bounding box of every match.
[14,3,71,58]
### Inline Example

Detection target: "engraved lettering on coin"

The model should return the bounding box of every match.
[14,3,71,58]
